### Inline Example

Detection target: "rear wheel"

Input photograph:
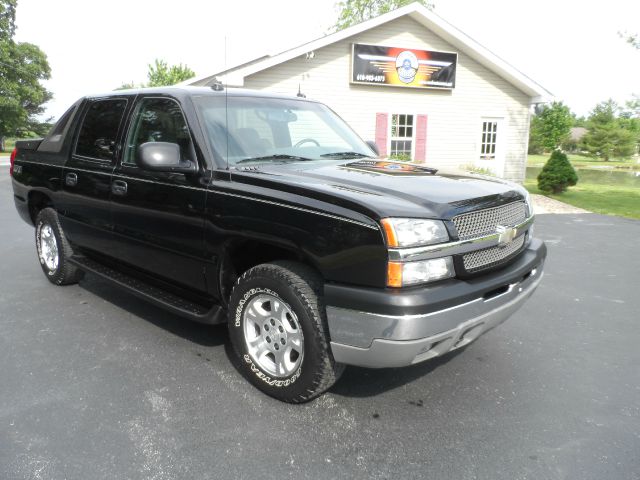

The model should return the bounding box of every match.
[228,261,344,403]
[35,208,84,285]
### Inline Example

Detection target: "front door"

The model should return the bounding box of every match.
[109,96,208,293]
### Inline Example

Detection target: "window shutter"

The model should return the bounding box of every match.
[415,114,428,162]
[375,113,388,157]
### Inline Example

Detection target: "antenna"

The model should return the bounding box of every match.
[224,35,229,170]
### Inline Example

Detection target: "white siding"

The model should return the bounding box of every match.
[241,16,531,182]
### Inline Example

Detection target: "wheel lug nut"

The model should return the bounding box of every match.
[266,337,271,343]
[280,338,285,345]
[264,325,269,331]
[270,319,276,326]
[278,326,284,333]
[275,344,279,350]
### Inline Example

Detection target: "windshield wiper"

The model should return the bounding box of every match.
[235,154,313,165]
[320,151,374,159]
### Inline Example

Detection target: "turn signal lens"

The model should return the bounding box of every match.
[380,218,399,247]
[387,262,403,288]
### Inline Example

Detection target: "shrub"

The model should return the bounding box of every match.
[462,164,495,176]
[388,153,412,162]
[537,149,578,194]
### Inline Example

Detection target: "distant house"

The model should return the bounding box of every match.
[570,127,587,143]
[188,3,551,181]
[563,127,587,152]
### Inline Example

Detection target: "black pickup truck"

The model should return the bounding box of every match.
[10,86,546,402]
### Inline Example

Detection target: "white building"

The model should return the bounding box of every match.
[188,3,551,182]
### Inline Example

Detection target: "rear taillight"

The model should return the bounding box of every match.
[9,148,17,176]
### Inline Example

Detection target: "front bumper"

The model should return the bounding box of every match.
[326,238,546,368]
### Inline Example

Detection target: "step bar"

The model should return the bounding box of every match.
[69,256,224,324]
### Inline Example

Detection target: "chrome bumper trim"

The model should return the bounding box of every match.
[388,215,535,262]
[327,264,543,368]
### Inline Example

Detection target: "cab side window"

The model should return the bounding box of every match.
[124,98,194,166]
[75,99,127,161]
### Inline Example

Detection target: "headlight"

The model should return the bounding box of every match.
[388,257,455,287]
[381,218,449,247]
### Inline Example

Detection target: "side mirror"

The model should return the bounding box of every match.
[137,142,196,173]
[366,140,379,156]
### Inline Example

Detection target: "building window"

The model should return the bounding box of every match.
[480,120,498,159]
[390,114,414,158]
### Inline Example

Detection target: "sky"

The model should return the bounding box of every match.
[13,0,640,121]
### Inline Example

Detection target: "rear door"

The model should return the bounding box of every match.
[109,95,208,293]
[59,97,130,252]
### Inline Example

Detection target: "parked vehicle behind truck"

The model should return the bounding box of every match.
[10,86,546,402]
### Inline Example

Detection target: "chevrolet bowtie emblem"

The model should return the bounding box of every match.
[496,225,517,245]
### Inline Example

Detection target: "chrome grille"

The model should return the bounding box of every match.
[452,201,526,240]
[462,233,526,272]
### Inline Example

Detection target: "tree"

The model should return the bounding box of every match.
[147,59,195,87]
[0,0,16,40]
[581,99,636,161]
[333,0,434,31]
[537,149,578,194]
[528,101,572,153]
[0,0,52,151]
[118,59,195,90]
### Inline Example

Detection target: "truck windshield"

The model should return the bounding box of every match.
[194,95,375,167]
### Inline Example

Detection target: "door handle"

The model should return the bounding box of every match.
[65,172,78,187]
[111,180,128,196]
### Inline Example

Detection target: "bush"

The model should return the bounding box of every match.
[537,149,578,194]
[388,153,412,162]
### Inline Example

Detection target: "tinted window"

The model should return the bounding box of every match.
[124,97,193,166]
[38,102,80,153]
[75,99,127,161]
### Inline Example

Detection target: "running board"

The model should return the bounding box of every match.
[69,256,224,324]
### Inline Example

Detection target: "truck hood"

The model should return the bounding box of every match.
[230,159,527,220]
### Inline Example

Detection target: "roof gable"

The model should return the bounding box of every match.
[188,3,551,101]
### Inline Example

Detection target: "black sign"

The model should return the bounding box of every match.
[351,43,457,90]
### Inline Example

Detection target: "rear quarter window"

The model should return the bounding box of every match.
[74,98,128,161]
[38,102,80,153]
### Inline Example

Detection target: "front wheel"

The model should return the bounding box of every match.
[228,261,344,403]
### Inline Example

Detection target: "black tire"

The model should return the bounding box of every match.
[228,261,344,403]
[35,208,84,285]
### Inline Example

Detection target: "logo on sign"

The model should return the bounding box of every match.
[395,51,419,84]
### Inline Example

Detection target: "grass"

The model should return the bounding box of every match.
[524,179,640,220]
[527,153,640,219]
[528,153,640,170]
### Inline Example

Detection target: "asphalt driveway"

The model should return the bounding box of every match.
[1,173,639,480]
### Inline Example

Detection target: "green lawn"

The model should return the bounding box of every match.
[524,179,640,220]
[528,153,640,170]
[526,153,640,219]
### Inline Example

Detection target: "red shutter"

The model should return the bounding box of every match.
[375,113,388,157]
[415,114,428,163]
